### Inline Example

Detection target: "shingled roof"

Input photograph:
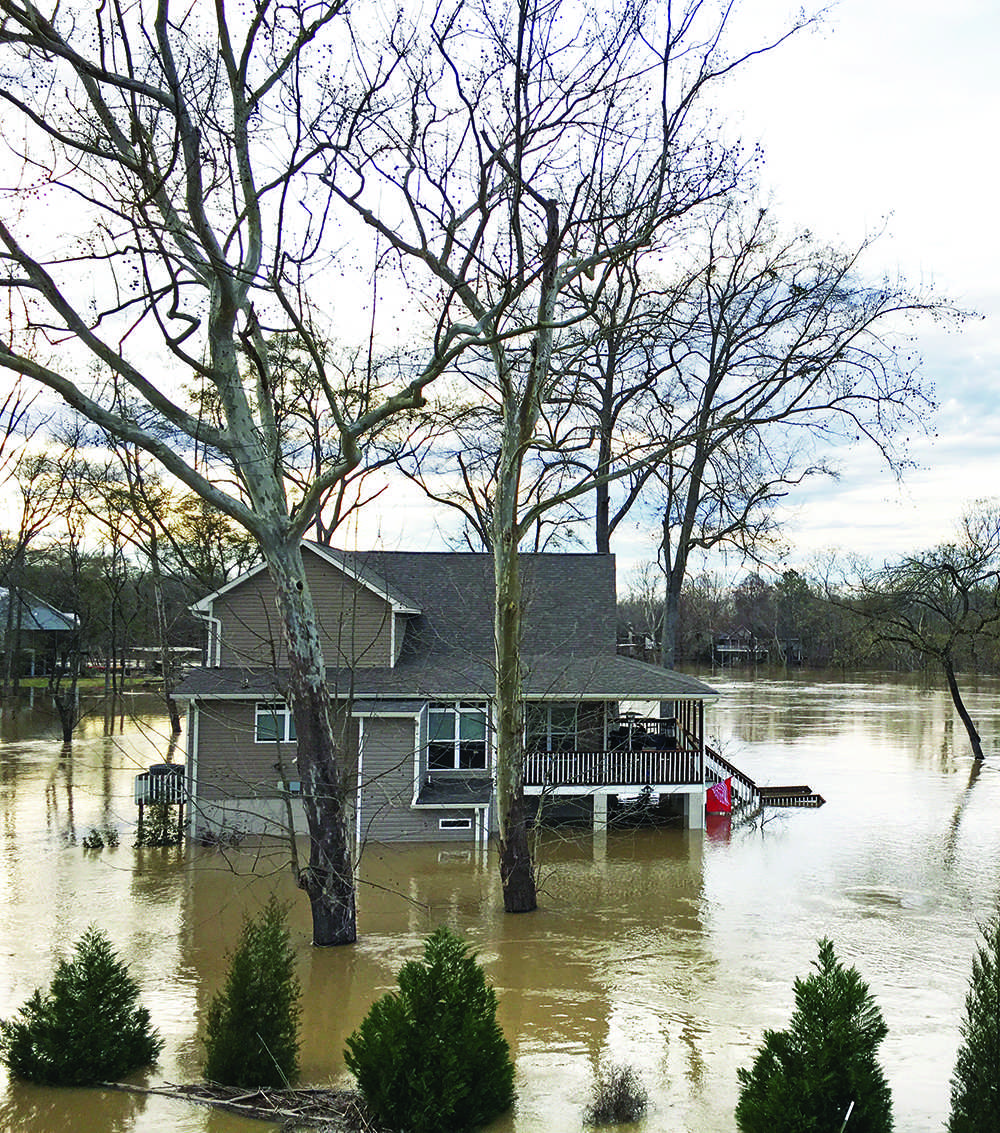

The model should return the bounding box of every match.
[0,588,77,634]
[330,548,617,659]
[175,547,716,703]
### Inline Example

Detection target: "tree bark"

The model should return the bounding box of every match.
[659,507,692,671]
[942,653,984,760]
[265,541,357,945]
[149,528,182,735]
[493,534,537,913]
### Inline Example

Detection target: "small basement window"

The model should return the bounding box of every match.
[439,817,473,831]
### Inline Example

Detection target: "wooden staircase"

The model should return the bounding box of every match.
[705,746,825,810]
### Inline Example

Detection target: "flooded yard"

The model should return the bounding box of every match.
[2,672,1000,1131]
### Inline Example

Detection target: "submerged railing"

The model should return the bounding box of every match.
[704,746,758,808]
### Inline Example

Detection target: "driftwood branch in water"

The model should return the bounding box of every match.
[102,1081,384,1130]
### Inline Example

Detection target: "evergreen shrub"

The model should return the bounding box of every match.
[949,913,1000,1132]
[203,896,301,1088]
[735,937,893,1133]
[136,802,181,846]
[584,1062,648,1125]
[344,925,515,1133]
[0,926,162,1085]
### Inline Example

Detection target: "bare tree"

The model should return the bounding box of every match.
[0,0,483,944]
[563,205,952,666]
[845,506,1000,761]
[323,0,812,911]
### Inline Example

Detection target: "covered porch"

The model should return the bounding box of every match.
[522,697,709,830]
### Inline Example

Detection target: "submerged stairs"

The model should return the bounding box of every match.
[705,746,825,810]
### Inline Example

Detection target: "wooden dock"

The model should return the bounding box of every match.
[757,785,826,808]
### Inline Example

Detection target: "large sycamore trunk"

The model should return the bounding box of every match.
[265,544,357,945]
[494,536,538,914]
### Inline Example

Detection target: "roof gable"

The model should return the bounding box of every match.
[190,545,617,661]
[191,543,422,615]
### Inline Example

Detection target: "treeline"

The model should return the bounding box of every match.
[620,557,1000,676]
[0,441,257,690]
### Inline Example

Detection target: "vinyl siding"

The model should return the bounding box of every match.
[359,716,486,842]
[193,700,358,802]
[211,548,395,668]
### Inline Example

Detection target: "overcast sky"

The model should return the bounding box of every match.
[725,0,1000,572]
[349,0,1000,582]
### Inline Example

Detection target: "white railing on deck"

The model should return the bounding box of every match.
[704,746,758,808]
[524,748,701,788]
[134,765,186,805]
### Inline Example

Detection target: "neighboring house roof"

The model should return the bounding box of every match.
[176,547,717,702]
[0,587,77,634]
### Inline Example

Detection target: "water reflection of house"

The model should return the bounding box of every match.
[174,546,718,845]
[0,586,78,676]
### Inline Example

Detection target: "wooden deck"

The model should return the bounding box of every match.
[524,747,702,788]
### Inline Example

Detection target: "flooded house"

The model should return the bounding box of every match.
[174,546,718,844]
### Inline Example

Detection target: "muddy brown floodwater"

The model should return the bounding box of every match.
[3,671,1000,1132]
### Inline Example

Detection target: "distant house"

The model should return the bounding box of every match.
[713,626,768,666]
[0,586,78,677]
[175,546,718,844]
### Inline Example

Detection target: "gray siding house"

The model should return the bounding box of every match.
[176,545,717,844]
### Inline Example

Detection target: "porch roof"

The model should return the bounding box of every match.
[414,776,493,808]
[174,654,717,702]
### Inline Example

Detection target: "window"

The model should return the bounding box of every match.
[427,703,488,770]
[526,702,579,752]
[255,702,296,743]
[439,817,473,831]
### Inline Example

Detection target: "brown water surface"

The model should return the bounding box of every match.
[3,673,1000,1131]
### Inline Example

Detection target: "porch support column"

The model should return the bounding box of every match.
[683,789,705,831]
[593,791,609,831]
[592,791,608,861]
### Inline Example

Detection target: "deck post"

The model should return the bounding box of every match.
[593,792,609,831]
[683,790,705,831]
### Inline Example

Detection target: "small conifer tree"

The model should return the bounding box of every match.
[948,913,1000,1132]
[735,937,893,1133]
[203,896,301,1088]
[0,926,162,1085]
[345,926,515,1133]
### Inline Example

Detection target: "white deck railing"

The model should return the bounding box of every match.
[134,765,186,805]
[704,746,758,808]
[524,748,701,788]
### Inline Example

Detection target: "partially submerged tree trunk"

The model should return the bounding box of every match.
[265,540,356,945]
[52,673,81,744]
[493,532,536,913]
[942,653,984,760]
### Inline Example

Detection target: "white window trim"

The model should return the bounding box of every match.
[439,817,473,831]
[254,701,296,743]
[427,701,489,771]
